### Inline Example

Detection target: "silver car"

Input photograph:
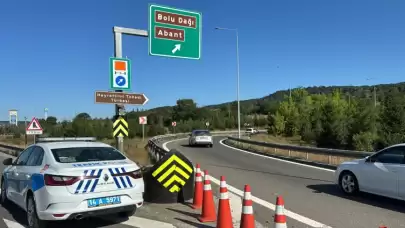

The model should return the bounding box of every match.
[188,130,213,147]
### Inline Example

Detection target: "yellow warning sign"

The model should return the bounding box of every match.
[152,154,193,192]
[113,116,128,137]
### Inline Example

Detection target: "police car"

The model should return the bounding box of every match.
[0,137,144,228]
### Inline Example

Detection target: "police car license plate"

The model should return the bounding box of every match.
[87,196,121,208]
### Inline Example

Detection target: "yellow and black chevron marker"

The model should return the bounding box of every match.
[152,154,194,193]
[113,116,128,137]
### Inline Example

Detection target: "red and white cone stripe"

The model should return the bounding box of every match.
[204,175,212,190]
[196,166,203,182]
[240,185,255,228]
[242,190,253,215]
[274,196,287,228]
[217,176,233,228]
[220,179,229,199]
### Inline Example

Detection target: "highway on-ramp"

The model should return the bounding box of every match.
[165,136,405,228]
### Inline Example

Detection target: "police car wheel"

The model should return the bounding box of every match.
[27,196,48,228]
[0,179,9,205]
[118,207,136,217]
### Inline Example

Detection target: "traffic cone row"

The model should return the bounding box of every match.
[191,163,288,228]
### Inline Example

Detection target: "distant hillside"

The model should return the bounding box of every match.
[3,82,403,123]
[0,121,27,126]
[130,81,405,117]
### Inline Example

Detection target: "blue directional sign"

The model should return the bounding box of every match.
[110,57,131,90]
[115,76,126,87]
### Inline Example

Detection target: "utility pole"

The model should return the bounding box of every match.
[366,78,377,107]
[373,85,376,107]
[215,27,241,138]
[24,117,27,147]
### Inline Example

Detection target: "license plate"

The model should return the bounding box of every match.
[87,196,121,208]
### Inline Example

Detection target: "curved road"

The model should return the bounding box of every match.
[166,136,405,228]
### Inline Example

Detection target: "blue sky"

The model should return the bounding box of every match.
[1,0,404,121]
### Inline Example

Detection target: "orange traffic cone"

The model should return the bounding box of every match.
[191,164,203,209]
[216,176,233,228]
[274,195,287,228]
[379,226,387,228]
[198,170,217,222]
[240,184,255,228]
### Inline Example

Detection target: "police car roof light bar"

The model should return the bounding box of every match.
[36,137,97,143]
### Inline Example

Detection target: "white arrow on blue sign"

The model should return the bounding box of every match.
[110,57,131,90]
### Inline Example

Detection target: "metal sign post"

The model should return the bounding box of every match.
[113,27,148,153]
[142,124,145,142]
[139,116,147,142]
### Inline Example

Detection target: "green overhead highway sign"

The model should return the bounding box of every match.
[148,4,202,60]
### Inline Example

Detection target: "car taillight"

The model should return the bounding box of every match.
[44,174,80,186]
[112,169,143,179]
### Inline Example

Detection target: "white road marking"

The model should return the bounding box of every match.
[163,138,333,228]
[3,214,176,228]
[219,138,335,172]
[3,218,25,228]
[107,216,176,228]
[228,191,242,227]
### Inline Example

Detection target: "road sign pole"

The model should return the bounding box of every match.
[142,124,145,142]
[113,26,148,153]
[114,30,124,154]
[24,117,27,147]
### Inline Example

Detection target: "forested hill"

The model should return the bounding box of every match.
[3,81,404,152]
[131,81,405,117]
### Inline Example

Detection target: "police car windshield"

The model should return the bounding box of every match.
[51,147,126,163]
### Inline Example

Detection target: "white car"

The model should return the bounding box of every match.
[0,137,144,228]
[188,130,213,147]
[245,128,258,134]
[335,143,405,200]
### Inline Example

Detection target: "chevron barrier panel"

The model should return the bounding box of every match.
[143,149,195,203]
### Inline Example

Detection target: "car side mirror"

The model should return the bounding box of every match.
[3,158,13,166]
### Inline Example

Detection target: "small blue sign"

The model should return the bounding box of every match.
[115,76,126,87]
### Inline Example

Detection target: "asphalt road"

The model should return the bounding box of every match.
[166,137,405,228]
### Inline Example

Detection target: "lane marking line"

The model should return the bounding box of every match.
[3,218,25,228]
[219,138,335,173]
[115,216,176,228]
[163,139,333,228]
[228,191,242,227]
[3,216,176,228]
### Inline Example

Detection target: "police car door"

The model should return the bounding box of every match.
[9,146,35,208]
[18,146,45,208]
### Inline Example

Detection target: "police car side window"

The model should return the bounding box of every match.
[15,147,35,166]
[26,147,45,166]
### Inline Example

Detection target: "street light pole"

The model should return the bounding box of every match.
[366,78,376,107]
[215,27,241,138]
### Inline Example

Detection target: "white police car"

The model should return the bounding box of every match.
[0,137,144,228]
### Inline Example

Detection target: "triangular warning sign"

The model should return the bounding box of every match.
[26,118,43,131]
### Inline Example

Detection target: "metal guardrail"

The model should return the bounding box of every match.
[0,143,24,157]
[225,136,374,166]
[0,130,264,163]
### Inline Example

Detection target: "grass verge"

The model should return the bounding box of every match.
[249,134,314,147]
